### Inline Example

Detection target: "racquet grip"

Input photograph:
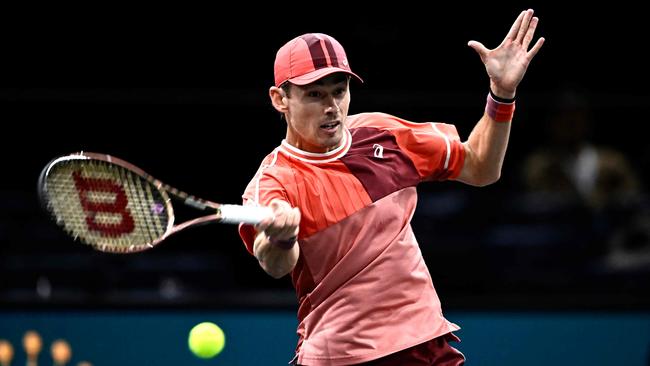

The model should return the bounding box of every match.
[219,205,274,225]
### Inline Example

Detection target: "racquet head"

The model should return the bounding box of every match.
[39,152,273,253]
[39,152,178,253]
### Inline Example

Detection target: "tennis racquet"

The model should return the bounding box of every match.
[38,152,272,253]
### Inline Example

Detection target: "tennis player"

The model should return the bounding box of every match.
[239,9,544,365]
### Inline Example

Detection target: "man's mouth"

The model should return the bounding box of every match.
[320,121,340,130]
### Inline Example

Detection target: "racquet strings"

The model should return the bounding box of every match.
[44,158,171,252]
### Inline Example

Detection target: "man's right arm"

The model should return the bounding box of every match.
[253,199,300,279]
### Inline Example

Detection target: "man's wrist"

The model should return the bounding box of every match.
[268,235,297,250]
[485,92,516,123]
[489,89,516,103]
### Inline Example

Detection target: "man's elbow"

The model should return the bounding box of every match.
[468,169,501,187]
[479,170,502,186]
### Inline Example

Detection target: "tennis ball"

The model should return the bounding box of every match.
[188,322,225,359]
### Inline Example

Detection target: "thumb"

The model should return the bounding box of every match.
[467,40,488,60]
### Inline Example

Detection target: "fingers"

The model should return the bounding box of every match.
[521,16,539,49]
[515,9,534,44]
[270,208,300,240]
[284,207,301,237]
[255,216,274,231]
[504,10,527,44]
[473,9,542,55]
[527,37,545,59]
[259,199,300,241]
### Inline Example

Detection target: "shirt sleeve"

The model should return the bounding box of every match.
[424,122,465,180]
[384,115,465,181]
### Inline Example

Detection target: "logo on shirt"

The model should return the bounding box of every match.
[373,144,384,159]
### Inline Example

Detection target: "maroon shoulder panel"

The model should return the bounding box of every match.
[341,127,420,202]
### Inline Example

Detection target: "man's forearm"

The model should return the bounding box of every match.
[463,113,512,185]
[253,233,299,279]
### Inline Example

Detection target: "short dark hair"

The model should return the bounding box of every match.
[280,82,292,97]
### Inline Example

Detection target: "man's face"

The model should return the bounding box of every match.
[284,74,350,153]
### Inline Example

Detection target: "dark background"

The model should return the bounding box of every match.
[1,3,648,310]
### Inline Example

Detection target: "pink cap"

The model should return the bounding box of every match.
[274,33,363,87]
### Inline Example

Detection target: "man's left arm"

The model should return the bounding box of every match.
[456,9,544,186]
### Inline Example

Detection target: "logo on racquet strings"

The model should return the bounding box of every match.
[72,171,135,237]
[151,203,165,215]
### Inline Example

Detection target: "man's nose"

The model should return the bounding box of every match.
[324,96,338,113]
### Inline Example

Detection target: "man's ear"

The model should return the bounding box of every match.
[269,86,288,114]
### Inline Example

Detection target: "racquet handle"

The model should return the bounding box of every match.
[219,205,274,225]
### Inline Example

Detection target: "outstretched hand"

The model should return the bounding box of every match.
[468,9,544,99]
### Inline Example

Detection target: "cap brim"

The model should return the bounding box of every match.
[287,67,363,86]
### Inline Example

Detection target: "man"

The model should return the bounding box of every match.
[239,9,544,366]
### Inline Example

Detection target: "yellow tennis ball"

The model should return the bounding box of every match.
[188,322,225,359]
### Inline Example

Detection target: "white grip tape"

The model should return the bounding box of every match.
[219,204,273,225]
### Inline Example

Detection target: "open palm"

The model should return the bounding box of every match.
[468,9,545,99]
